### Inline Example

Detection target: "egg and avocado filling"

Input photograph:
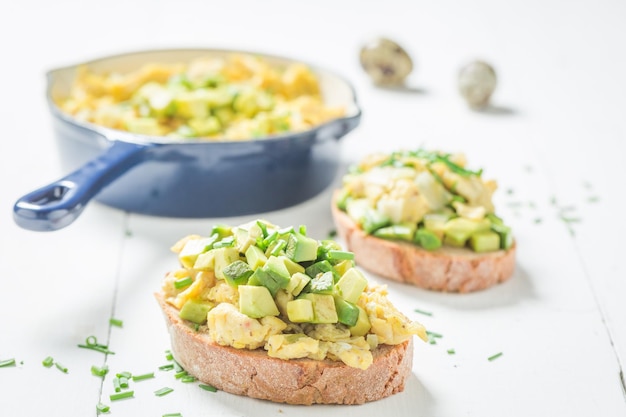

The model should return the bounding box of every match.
[161,220,427,370]
[58,53,345,140]
[336,148,514,253]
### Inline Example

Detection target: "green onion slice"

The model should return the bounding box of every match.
[154,387,174,397]
[110,391,134,401]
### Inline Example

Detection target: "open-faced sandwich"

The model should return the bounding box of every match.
[331,148,516,293]
[156,219,427,405]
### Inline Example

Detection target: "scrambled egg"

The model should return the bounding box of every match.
[162,220,427,370]
[57,54,345,141]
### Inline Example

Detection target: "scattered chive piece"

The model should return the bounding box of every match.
[78,336,115,355]
[327,250,354,261]
[116,371,132,379]
[199,384,218,393]
[159,363,175,371]
[0,358,16,368]
[173,361,183,373]
[488,352,503,361]
[154,387,174,397]
[174,276,193,289]
[91,365,109,377]
[42,356,54,368]
[413,308,433,317]
[109,318,124,328]
[55,362,69,373]
[426,330,443,338]
[181,375,196,383]
[96,402,110,413]
[110,391,134,401]
[163,414,182,417]
[174,370,188,379]
[299,225,307,235]
[165,350,174,361]
[119,376,129,388]
[429,339,437,345]
[132,372,155,382]
[113,377,121,392]
[447,349,456,355]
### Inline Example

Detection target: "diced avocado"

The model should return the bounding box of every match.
[264,256,291,283]
[193,249,216,270]
[274,289,293,316]
[188,117,222,136]
[286,299,314,323]
[489,220,514,250]
[278,255,305,275]
[174,90,211,119]
[250,256,291,296]
[345,198,371,224]
[238,285,279,318]
[285,272,311,296]
[332,259,355,277]
[335,188,352,211]
[423,213,451,239]
[285,232,319,263]
[235,223,263,253]
[179,299,215,324]
[124,117,164,136]
[335,267,368,304]
[222,260,254,286]
[179,236,218,268]
[333,297,359,327]
[211,224,233,239]
[372,223,416,241]
[361,208,392,234]
[349,305,372,337]
[443,218,489,247]
[305,260,337,280]
[245,245,267,270]
[415,228,442,251]
[469,231,501,253]
[213,247,241,279]
[298,293,338,324]
[308,271,335,294]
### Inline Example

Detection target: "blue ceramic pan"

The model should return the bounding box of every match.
[13,49,361,232]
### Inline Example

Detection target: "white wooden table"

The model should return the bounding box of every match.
[1,1,625,416]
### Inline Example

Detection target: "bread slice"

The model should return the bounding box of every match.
[155,293,414,405]
[331,192,516,292]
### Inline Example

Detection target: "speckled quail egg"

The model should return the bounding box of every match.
[458,60,497,109]
[359,38,413,86]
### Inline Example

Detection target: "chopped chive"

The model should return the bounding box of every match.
[110,391,134,401]
[429,339,437,345]
[488,352,503,361]
[174,370,188,379]
[159,363,175,371]
[113,377,121,392]
[55,362,68,373]
[42,356,54,368]
[327,250,354,261]
[413,308,433,317]
[78,344,115,354]
[154,387,174,397]
[181,375,196,383]
[299,225,307,235]
[96,402,110,413]
[199,384,218,392]
[109,318,124,328]
[163,414,182,417]
[426,330,443,338]
[173,361,183,373]
[174,276,193,289]
[132,372,155,382]
[165,350,174,361]
[0,358,16,368]
[447,349,456,355]
[91,365,109,377]
[270,239,287,256]
[119,376,129,388]
[116,371,132,379]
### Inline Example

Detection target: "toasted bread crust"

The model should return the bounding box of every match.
[155,293,414,405]
[331,192,516,292]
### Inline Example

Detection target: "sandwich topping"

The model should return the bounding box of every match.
[336,149,514,253]
[57,53,345,141]
[161,220,427,370]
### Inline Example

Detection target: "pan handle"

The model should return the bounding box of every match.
[13,141,149,232]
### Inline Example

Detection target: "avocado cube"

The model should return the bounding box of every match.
[193,249,216,270]
[423,213,450,239]
[334,297,360,327]
[285,232,319,263]
[305,260,339,282]
[346,198,371,225]
[361,208,392,234]
[286,299,315,323]
[332,259,355,277]
[238,285,279,318]
[188,117,221,136]
[415,228,442,251]
[174,90,211,119]
[251,256,291,296]
[245,245,267,270]
[308,271,335,295]
[373,223,416,241]
[490,221,514,250]
[335,267,368,304]
[349,305,372,337]
[443,218,486,247]
[222,260,254,286]
[298,293,338,324]
[285,272,311,296]
[278,255,305,275]
[213,247,241,280]
[179,300,215,324]
[469,231,501,253]
[179,236,218,268]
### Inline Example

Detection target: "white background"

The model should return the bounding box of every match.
[1,1,625,416]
